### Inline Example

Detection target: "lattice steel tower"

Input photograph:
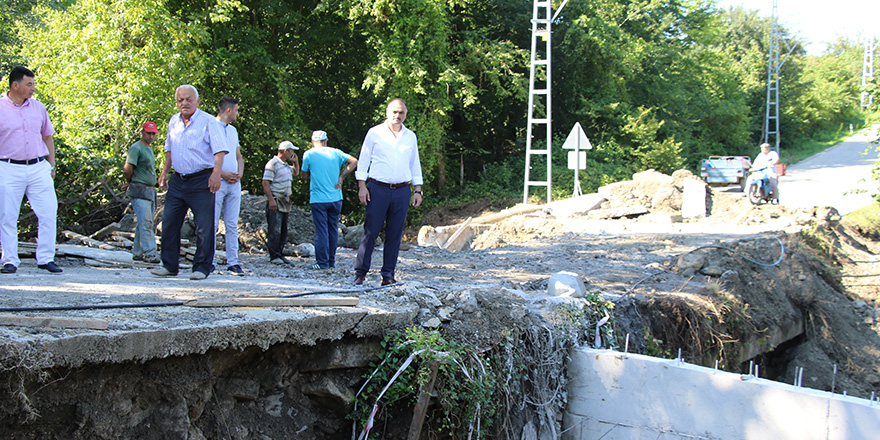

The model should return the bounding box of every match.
[862,37,877,109]
[763,0,782,154]
[522,0,554,203]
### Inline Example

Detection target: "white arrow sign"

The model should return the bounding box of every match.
[562,122,592,150]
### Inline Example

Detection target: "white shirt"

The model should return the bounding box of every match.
[355,122,423,185]
[753,150,779,177]
[218,122,240,174]
[165,108,229,174]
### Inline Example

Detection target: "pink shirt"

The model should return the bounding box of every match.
[0,94,55,160]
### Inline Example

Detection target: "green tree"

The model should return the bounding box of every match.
[19,0,208,229]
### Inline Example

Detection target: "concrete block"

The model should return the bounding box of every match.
[565,348,880,440]
[681,179,707,218]
[548,271,587,298]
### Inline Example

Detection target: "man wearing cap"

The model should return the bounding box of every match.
[123,121,160,263]
[0,66,62,274]
[213,96,245,275]
[353,98,423,286]
[301,130,358,269]
[262,141,300,264]
[151,84,229,280]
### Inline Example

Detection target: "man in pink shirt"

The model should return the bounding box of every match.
[0,66,61,274]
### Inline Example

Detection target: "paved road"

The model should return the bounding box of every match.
[778,130,880,215]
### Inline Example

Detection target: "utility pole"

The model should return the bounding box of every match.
[862,36,877,109]
[763,0,781,154]
[762,0,796,154]
[522,0,568,204]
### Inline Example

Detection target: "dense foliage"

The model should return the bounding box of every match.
[0,0,875,231]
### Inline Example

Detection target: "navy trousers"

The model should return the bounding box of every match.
[312,201,342,268]
[160,172,216,276]
[355,183,410,280]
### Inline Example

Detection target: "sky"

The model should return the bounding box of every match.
[714,0,879,55]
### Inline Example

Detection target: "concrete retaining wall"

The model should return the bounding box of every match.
[564,348,880,440]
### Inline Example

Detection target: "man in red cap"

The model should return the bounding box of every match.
[123,121,160,263]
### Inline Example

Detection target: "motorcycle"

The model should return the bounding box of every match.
[745,167,776,205]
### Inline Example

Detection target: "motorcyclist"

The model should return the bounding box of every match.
[751,143,779,203]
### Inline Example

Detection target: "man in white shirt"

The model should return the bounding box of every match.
[151,84,229,280]
[353,98,423,286]
[752,142,779,203]
[214,96,245,275]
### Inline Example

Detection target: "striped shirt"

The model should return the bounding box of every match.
[165,108,229,175]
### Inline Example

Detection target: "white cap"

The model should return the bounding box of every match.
[311,130,328,141]
[278,141,299,151]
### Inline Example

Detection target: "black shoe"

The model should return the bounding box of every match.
[227,264,244,275]
[353,274,365,286]
[38,261,63,273]
[381,278,397,286]
[1,264,16,274]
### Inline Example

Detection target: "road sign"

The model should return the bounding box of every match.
[568,151,587,170]
[562,122,592,150]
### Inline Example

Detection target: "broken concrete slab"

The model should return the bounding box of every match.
[544,194,605,218]
[56,244,134,263]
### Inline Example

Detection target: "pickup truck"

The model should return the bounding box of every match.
[700,156,752,191]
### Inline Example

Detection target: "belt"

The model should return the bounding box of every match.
[179,168,213,180]
[1,157,46,165]
[369,178,410,189]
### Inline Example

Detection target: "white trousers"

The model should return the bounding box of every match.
[0,160,58,266]
[213,180,241,266]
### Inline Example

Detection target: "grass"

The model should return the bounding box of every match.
[841,202,880,240]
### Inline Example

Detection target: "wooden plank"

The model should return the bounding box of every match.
[185,297,359,308]
[0,314,109,330]
[90,222,120,240]
[407,362,439,440]
[62,230,117,251]
[441,216,473,250]
[110,236,133,248]
[469,204,543,225]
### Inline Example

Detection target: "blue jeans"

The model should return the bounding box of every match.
[131,196,158,259]
[160,172,215,276]
[355,184,410,280]
[266,205,289,260]
[311,201,342,268]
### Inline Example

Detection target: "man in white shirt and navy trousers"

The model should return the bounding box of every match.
[353,98,423,286]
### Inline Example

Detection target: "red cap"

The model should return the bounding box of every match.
[142,121,158,133]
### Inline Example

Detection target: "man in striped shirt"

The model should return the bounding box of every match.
[151,85,229,280]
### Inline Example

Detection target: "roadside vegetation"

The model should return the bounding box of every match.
[842,203,880,240]
[0,0,876,233]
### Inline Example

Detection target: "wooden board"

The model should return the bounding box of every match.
[0,314,109,330]
[185,297,359,308]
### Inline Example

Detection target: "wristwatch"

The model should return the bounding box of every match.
[414,190,423,194]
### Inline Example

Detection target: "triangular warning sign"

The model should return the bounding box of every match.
[562,122,592,150]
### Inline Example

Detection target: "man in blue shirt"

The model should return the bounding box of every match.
[151,85,229,280]
[301,130,357,269]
